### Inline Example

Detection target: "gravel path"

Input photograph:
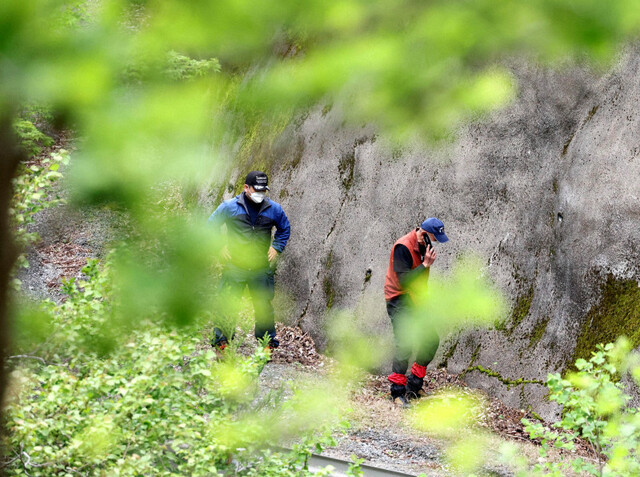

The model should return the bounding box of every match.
[256,326,601,476]
[257,332,521,476]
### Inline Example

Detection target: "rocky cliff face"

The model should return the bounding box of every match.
[213,51,640,420]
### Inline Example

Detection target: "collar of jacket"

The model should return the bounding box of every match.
[237,192,272,214]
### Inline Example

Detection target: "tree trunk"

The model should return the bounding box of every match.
[0,113,22,445]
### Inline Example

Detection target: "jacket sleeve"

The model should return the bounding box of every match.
[393,244,427,289]
[271,206,291,252]
[208,202,231,255]
[207,202,228,230]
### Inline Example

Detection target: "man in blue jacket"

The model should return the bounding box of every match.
[208,171,291,350]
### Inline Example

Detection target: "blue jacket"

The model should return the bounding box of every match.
[208,193,290,270]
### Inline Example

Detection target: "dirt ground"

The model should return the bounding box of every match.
[257,324,601,476]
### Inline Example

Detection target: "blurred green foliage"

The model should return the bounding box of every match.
[3,0,640,189]
[4,259,348,475]
[403,255,507,343]
[521,338,640,476]
[410,388,490,474]
[4,0,640,474]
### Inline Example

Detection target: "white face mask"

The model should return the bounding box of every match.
[250,191,266,203]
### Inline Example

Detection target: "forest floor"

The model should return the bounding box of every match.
[250,325,600,476]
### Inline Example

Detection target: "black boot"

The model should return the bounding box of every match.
[406,373,426,400]
[390,384,410,408]
[212,327,229,350]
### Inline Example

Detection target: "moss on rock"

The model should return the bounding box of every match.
[461,364,545,390]
[221,111,294,198]
[528,315,550,348]
[438,339,458,368]
[470,343,481,366]
[322,250,335,309]
[511,286,534,331]
[338,150,355,192]
[496,285,534,333]
[570,275,640,368]
[322,276,335,309]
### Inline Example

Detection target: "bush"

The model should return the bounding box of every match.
[165,51,221,81]
[12,120,54,157]
[3,259,344,476]
[9,150,68,285]
[522,339,640,476]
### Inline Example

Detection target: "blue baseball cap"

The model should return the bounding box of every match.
[420,217,449,243]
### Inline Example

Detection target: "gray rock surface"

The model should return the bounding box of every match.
[237,51,640,420]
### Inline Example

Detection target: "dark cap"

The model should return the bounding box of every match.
[420,217,449,243]
[245,171,269,191]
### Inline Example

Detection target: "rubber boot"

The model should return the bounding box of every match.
[406,373,426,400]
[390,383,410,408]
[212,327,230,350]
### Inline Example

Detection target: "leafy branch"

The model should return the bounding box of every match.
[9,149,69,286]
[522,340,640,476]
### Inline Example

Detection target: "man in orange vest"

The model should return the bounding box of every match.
[384,217,448,406]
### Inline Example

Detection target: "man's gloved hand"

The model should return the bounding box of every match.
[268,246,279,262]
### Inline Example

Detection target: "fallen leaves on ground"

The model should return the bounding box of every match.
[269,323,323,367]
[38,242,92,288]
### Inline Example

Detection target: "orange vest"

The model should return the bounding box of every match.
[384,229,427,301]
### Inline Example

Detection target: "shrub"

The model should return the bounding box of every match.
[165,51,221,81]
[12,120,54,157]
[10,150,68,285]
[522,339,640,476]
[3,259,344,476]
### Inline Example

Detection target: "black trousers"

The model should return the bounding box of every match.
[214,267,278,346]
[387,295,439,395]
